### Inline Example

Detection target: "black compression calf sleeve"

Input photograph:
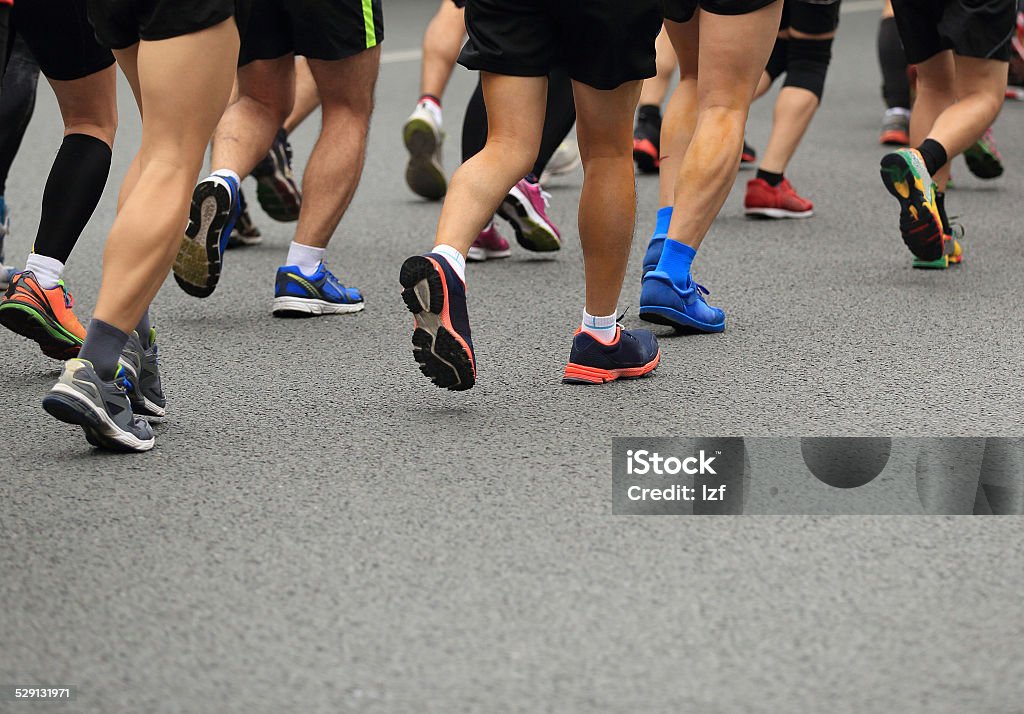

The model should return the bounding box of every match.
[782,37,834,101]
[32,133,111,264]
[766,38,789,82]
[877,16,911,109]
[0,36,41,194]
[532,66,576,178]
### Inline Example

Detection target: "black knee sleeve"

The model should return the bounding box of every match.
[782,37,833,101]
[765,38,789,82]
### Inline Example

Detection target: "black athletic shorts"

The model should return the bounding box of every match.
[664,0,779,23]
[891,0,1016,63]
[781,0,840,35]
[459,0,663,91]
[239,0,383,65]
[87,0,240,50]
[11,0,113,81]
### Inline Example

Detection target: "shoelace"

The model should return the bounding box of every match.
[57,281,74,309]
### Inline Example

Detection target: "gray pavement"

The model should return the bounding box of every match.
[2,3,1024,712]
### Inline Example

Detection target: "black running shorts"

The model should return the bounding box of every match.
[458,0,663,91]
[239,0,383,65]
[664,0,780,23]
[781,0,841,35]
[13,0,114,80]
[87,0,239,50]
[891,0,1016,63]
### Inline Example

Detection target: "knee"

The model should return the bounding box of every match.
[484,135,537,178]
[63,116,117,147]
[781,36,834,101]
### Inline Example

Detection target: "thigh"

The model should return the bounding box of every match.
[47,65,118,141]
[15,0,114,80]
[697,0,783,107]
[573,79,642,155]
[307,45,381,114]
[237,54,295,109]
[480,72,547,147]
[561,0,662,90]
[665,15,701,77]
[288,0,382,61]
[953,54,1010,98]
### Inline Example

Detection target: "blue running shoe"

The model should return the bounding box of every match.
[273,262,365,317]
[642,235,665,276]
[563,327,660,385]
[174,174,240,298]
[639,272,726,333]
[399,253,476,391]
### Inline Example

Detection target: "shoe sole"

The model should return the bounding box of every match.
[880,153,945,262]
[399,255,475,391]
[255,175,301,222]
[563,351,661,385]
[174,178,234,298]
[0,300,83,360]
[880,130,910,146]
[633,138,660,174]
[404,118,447,201]
[744,207,814,219]
[226,233,264,249]
[43,384,155,453]
[272,296,366,317]
[466,247,511,262]
[964,147,1004,180]
[913,238,963,270]
[498,187,561,253]
[639,306,725,334]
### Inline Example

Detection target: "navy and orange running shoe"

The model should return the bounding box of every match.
[880,148,945,264]
[632,107,661,174]
[562,326,660,385]
[0,271,86,359]
[400,253,476,391]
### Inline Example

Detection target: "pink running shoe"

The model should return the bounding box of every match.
[467,221,511,262]
[498,177,561,252]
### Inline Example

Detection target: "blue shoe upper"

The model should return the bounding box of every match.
[275,263,364,304]
[568,327,659,371]
[642,235,665,276]
[424,252,474,358]
[218,175,241,258]
[640,270,726,330]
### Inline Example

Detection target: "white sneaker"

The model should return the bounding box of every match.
[540,140,581,183]
[0,212,14,291]
[403,102,447,201]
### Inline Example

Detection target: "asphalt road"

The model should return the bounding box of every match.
[2,2,1023,712]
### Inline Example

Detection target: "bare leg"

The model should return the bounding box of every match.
[638,27,677,108]
[420,0,466,99]
[574,80,643,315]
[658,18,699,208]
[908,50,956,189]
[210,56,294,178]
[434,73,546,255]
[283,57,321,134]
[667,2,783,249]
[292,47,381,250]
[94,19,240,332]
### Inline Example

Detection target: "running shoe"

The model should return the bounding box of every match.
[741,140,757,167]
[880,108,911,146]
[119,329,166,418]
[403,102,447,201]
[880,148,945,263]
[252,128,302,222]
[174,174,239,298]
[272,262,364,317]
[639,272,726,333]
[642,235,666,277]
[467,221,511,262]
[498,178,561,252]
[399,253,475,391]
[0,271,86,359]
[562,326,661,385]
[0,200,14,291]
[227,189,263,249]
[633,118,661,174]
[964,128,1004,180]
[540,140,581,183]
[42,358,155,453]
[744,178,814,219]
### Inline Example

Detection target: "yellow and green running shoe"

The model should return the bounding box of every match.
[880,148,946,264]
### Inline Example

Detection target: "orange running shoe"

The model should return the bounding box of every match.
[0,271,86,360]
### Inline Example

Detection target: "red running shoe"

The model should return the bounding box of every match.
[744,177,814,219]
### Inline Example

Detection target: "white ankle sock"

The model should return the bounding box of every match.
[581,309,618,344]
[286,241,325,275]
[418,98,443,128]
[211,168,240,186]
[25,253,64,290]
[432,244,466,283]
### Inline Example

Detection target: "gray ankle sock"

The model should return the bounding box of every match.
[135,310,152,348]
[79,319,130,381]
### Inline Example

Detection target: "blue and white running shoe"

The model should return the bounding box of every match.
[272,262,365,317]
[174,174,240,298]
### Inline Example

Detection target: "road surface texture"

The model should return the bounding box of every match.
[2,2,1023,712]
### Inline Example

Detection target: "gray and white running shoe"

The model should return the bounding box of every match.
[119,330,166,418]
[42,358,155,452]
